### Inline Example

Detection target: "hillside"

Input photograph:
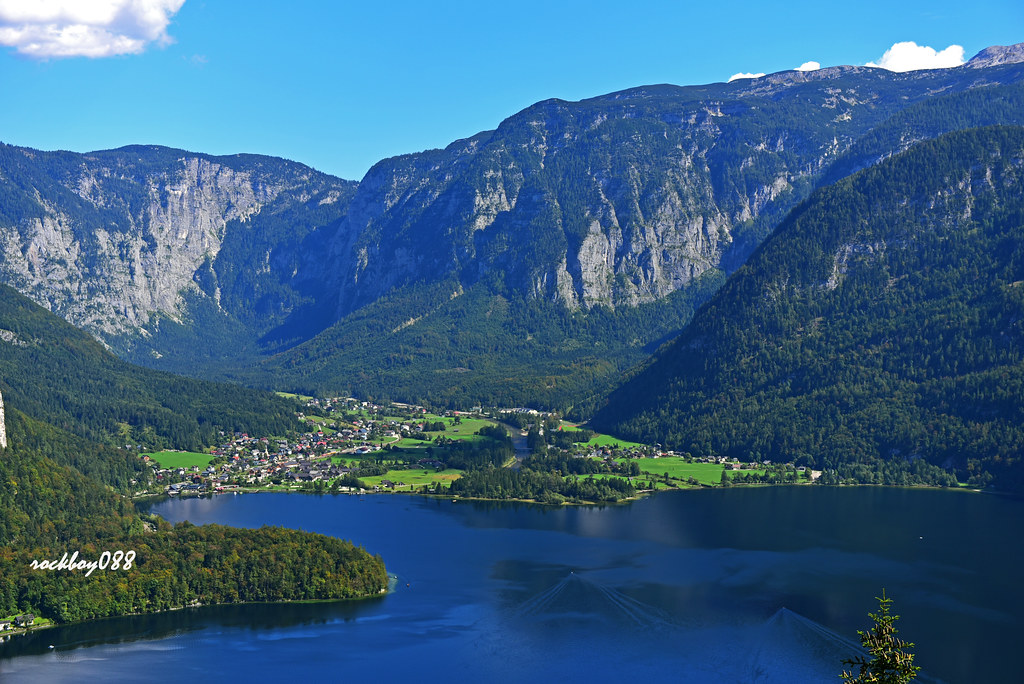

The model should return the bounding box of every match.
[316,53,1024,317]
[261,55,1024,411]
[592,126,1024,490]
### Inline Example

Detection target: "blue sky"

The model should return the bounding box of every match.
[0,0,1021,180]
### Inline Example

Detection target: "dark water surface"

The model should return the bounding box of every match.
[2,487,1021,682]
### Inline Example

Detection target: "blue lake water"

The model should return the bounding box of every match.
[1,487,1021,682]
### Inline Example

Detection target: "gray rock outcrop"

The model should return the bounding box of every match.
[0,46,1021,395]
[966,43,1024,69]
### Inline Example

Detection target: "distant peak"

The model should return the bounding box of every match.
[965,43,1024,68]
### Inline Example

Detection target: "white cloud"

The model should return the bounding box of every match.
[795,61,820,72]
[0,0,185,59]
[866,41,965,72]
[728,72,765,83]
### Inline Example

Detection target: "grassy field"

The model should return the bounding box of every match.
[630,458,726,485]
[276,391,314,402]
[323,408,497,444]
[434,416,494,441]
[391,415,500,446]
[559,423,646,449]
[330,456,390,467]
[302,415,337,435]
[143,450,214,469]
[332,427,500,464]
[360,468,463,490]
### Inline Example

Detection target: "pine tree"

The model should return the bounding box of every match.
[841,590,920,683]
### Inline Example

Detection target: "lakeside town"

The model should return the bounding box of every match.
[137,397,816,500]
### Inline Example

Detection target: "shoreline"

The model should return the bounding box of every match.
[136,479,992,510]
[0,584,394,644]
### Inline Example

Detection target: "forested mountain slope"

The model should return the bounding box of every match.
[260,47,1024,409]
[593,126,1024,490]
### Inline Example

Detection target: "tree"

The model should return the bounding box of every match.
[841,590,920,683]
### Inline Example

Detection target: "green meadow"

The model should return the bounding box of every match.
[631,458,726,485]
[360,468,463,490]
[559,423,646,449]
[276,391,314,402]
[302,415,337,435]
[144,450,214,469]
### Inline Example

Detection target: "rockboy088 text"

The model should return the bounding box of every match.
[30,550,136,577]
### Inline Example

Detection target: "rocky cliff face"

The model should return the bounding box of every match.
[322,49,1024,317]
[0,146,355,346]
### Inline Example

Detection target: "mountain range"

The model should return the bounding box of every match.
[2,45,1023,414]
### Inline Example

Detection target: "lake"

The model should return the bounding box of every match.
[1,487,1021,682]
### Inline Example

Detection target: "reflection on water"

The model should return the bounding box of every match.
[3,487,1021,683]
[506,569,676,627]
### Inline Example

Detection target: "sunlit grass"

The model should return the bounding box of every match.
[143,451,214,469]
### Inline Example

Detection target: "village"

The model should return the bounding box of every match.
[148,398,457,496]
[144,398,529,496]
[139,397,812,499]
